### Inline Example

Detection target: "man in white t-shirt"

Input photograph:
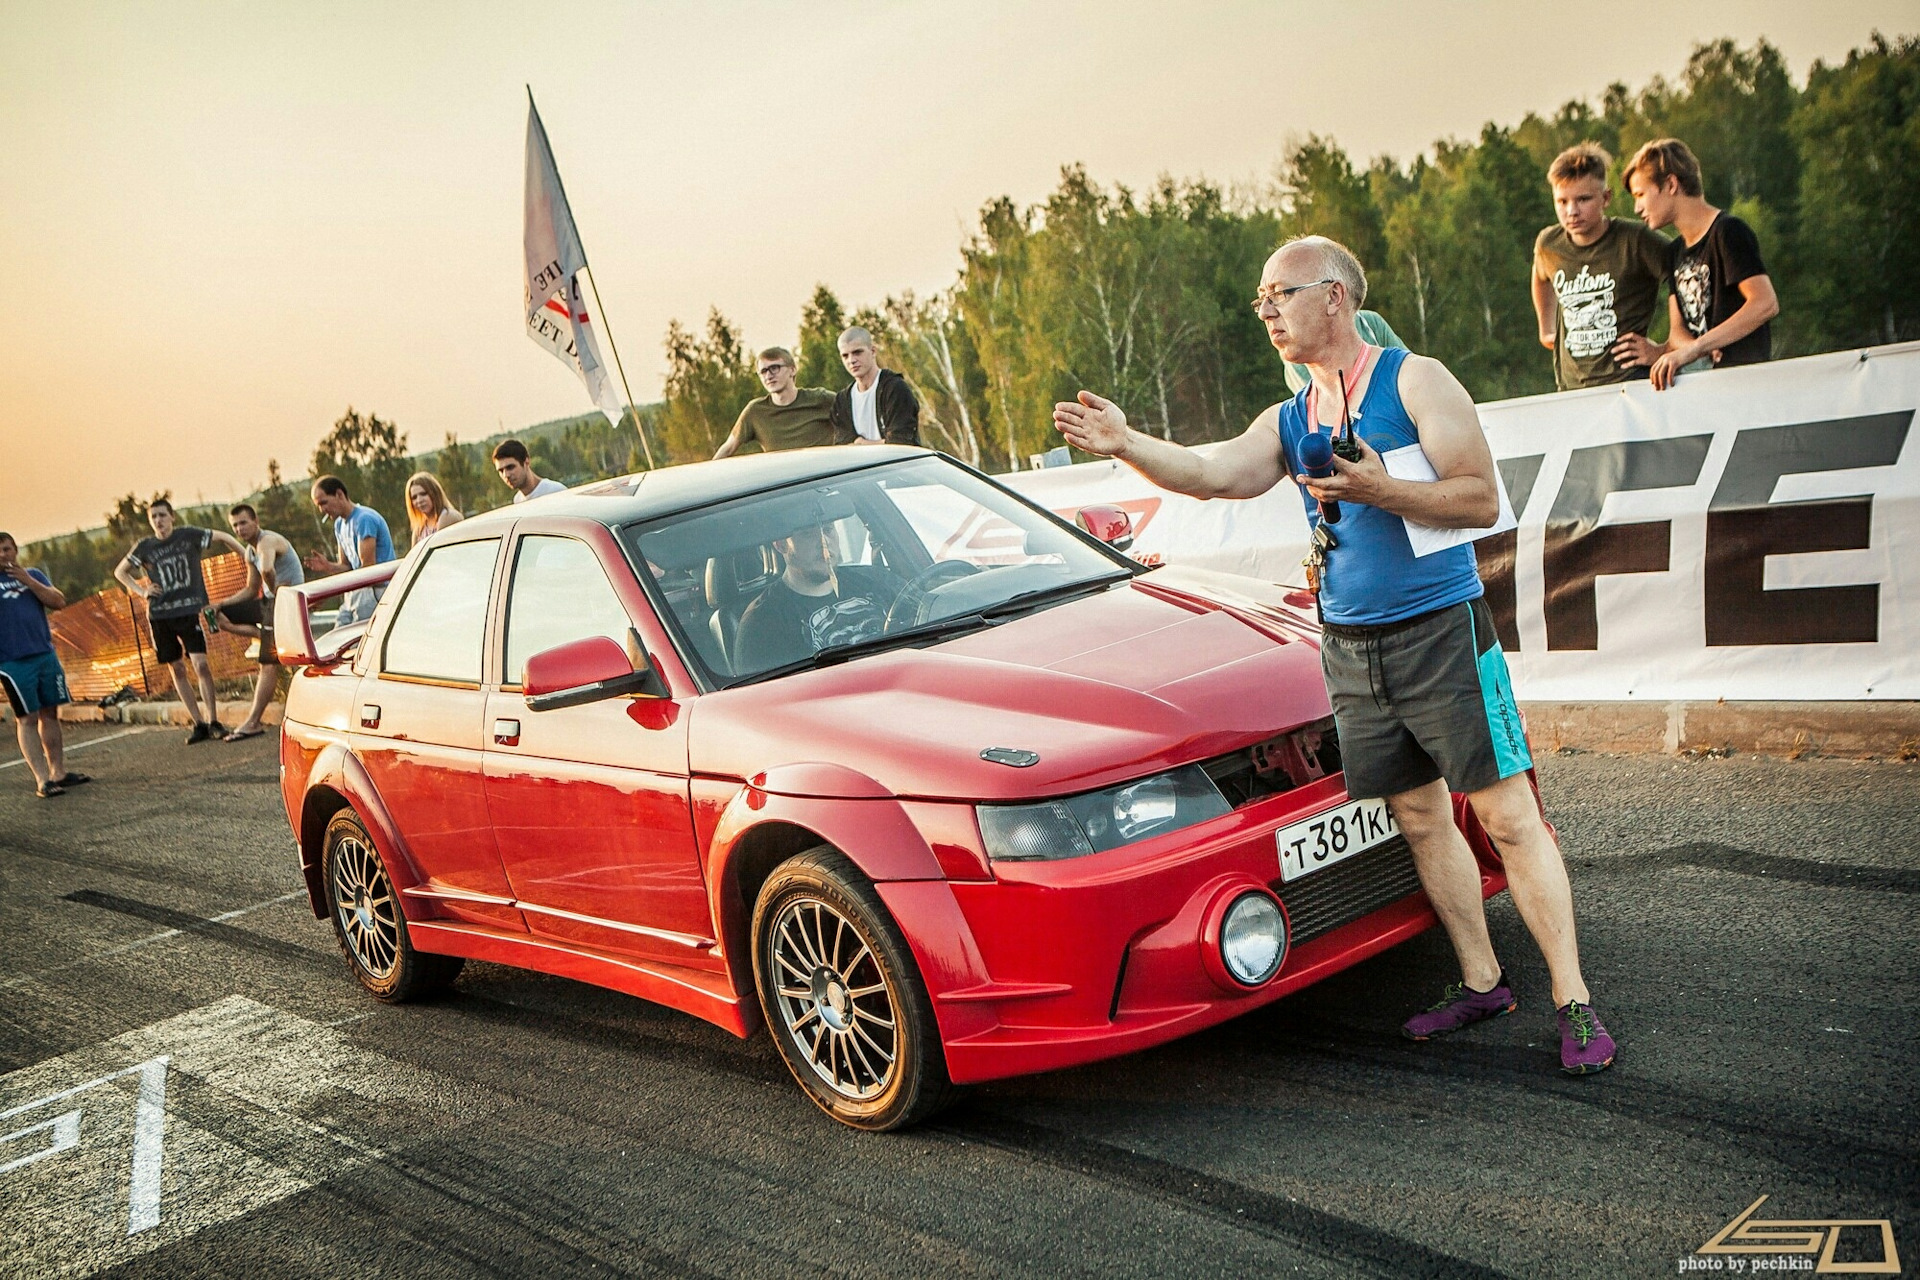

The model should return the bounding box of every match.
[829,327,920,447]
[492,438,567,502]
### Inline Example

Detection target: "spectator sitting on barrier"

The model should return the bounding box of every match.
[405,471,463,550]
[492,439,567,502]
[113,498,251,744]
[830,327,921,447]
[1617,137,1779,391]
[714,348,838,458]
[304,476,395,629]
[214,503,303,742]
[1531,142,1670,392]
[0,532,86,797]
[1054,234,1616,1076]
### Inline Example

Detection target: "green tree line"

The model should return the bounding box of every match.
[26,34,1916,598]
[653,34,1919,470]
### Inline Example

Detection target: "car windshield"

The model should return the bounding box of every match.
[623,454,1136,687]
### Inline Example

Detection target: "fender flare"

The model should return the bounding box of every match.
[299,744,427,918]
[704,779,973,985]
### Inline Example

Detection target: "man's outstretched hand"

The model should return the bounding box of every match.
[1052,391,1131,458]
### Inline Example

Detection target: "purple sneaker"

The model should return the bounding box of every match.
[1401,975,1516,1041]
[1557,999,1616,1074]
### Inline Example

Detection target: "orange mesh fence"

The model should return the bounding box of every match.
[47,553,267,703]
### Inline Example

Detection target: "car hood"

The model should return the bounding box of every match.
[688,570,1331,802]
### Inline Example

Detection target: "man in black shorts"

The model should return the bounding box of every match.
[113,498,252,743]
[1054,234,1615,1075]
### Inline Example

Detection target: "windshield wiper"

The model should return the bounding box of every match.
[728,612,997,686]
[978,570,1133,620]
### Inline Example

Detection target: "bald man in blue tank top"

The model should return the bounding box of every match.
[1053,235,1615,1075]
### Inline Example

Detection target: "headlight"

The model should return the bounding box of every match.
[1219,892,1286,986]
[979,765,1230,862]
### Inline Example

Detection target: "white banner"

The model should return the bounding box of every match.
[1004,343,1920,701]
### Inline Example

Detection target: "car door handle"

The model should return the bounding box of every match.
[493,718,520,746]
[360,704,381,729]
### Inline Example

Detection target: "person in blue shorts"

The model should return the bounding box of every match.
[1053,234,1615,1075]
[0,532,88,798]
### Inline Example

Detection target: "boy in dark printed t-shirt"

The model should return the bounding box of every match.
[1617,137,1780,391]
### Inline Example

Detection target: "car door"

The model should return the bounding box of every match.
[482,525,715,969]
[353,533,524,932]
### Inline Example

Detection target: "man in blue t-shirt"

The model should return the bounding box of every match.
[304,475,395,628]
[1053,234,1616,1077]
[0,531,87,798]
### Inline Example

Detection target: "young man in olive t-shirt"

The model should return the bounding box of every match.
[714,347,836,457]
[1531,142,1670,391]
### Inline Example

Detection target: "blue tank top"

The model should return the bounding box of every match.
[1275,346,1483,626]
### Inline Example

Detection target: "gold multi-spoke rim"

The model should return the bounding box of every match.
[769,896,898,1101]
[332,835,399,980]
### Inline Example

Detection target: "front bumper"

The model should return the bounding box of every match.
[880,775,1508,1085]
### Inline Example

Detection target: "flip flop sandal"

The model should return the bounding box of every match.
[224,727,266,742]
[35,781,66,798]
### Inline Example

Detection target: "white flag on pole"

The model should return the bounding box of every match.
[524,95,630,433]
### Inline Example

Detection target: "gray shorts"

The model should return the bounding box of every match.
[1320,596,1532,800]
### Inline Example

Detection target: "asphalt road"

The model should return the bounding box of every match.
[1,723,1914,1278]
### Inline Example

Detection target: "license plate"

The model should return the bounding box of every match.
[1276,797,1398,882]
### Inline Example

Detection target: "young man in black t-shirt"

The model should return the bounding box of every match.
[1618,138,1780,391]
[733,523,889,673]
[113,498,251,742]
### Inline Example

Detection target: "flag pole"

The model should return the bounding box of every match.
[525,86,656,471]
[580,266,656,470]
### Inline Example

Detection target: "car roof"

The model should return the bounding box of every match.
[459,445,938,531]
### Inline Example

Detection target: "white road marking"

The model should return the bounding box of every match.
[0,889,310,991]
[0,996,505,1277]
[0,726,153,771]
[0,1056,169,1235]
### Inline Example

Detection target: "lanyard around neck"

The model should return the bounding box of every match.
[1305,344,1378,438]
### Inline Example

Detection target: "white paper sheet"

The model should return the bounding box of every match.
[1380,443,1517,556]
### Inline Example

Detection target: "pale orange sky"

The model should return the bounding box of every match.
[2,1,1911,543]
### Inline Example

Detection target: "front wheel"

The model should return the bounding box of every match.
[752,847,955,1130]
[321,810,463,1002]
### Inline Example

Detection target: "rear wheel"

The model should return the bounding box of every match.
[322,810,463,1002]
[752,847,955,1130]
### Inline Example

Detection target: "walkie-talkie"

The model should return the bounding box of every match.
[1331,364,1364,463]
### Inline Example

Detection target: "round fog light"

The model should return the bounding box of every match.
[1220,892,1286,986]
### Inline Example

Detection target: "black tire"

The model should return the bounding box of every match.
[752,846,956,1130]
[321,810,463,1002]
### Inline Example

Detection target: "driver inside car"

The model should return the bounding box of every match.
[733,521,893,672]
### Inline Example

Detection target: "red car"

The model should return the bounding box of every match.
[274,447,1512,1130]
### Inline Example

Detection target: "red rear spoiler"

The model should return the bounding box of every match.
[273,560,401,666]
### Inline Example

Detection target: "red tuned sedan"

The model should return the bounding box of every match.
[273,447,1513,1130]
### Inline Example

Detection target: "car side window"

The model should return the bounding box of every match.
[381,539,500,684]
[503,535,636,686]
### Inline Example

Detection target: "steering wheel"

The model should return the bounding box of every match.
[884,560,978,632]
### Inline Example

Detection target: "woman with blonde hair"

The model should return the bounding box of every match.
[404,472,463,549]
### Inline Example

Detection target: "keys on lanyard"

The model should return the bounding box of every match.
[1301,521,1337,594]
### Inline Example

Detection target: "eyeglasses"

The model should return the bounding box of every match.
[1250,278,1336,314]
[758,364,791,377]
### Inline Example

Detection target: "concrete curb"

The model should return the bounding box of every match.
[1519,701,1920,760]
[52,701,286,728]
